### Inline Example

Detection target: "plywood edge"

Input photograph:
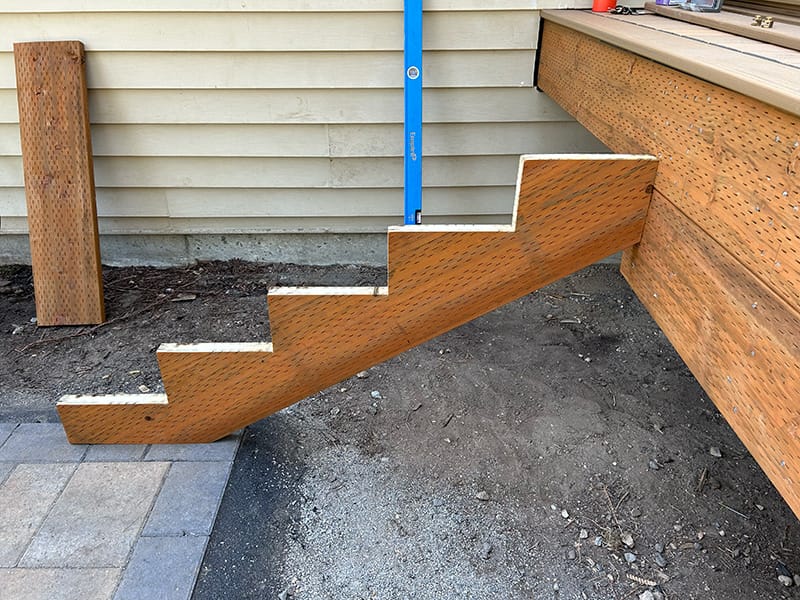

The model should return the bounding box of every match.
[157,342,274,353]
[268,286,388,296]
[58,393,169,406]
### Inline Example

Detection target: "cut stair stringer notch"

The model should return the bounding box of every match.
[58,154,658,444]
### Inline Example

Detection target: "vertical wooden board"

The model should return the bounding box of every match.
[537,22,800,315]
[57,155,656,443]
[622,193,800,517]
[14,41,104,325]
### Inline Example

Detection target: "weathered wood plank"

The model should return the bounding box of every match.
[622,193,800,517]
[57,155,656,443]
[14,41,104,325]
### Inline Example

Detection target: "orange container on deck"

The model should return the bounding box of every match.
[592,0,616,11]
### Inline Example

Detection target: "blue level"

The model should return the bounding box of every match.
[403,0,423,225]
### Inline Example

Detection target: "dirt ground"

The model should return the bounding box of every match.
[2,260,799,599]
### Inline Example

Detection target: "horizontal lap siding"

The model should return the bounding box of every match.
[0,4,605,236]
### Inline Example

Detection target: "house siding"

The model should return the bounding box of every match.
[0,1,606,260]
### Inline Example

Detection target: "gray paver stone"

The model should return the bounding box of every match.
[0,567,120,600]
[144,433,240,462]
[0,423,17,448]
[20,462,169,568]
[143,461,230,536]
[0,462,14,485]
[113,535,208,600]
[0,464,75,567]
[84,444,148,462]
[0,424,86,463]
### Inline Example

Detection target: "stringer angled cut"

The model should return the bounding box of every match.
[58,155,657,444]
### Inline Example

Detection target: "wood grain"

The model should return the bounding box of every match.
[14,41,104,326]
[538,21,800,315]
[538,21,800,517]
[622,193,800,516]
[57,155,657,443]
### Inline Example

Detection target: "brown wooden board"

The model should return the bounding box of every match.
[538,20,800,517]
[14,41,104,326]
[57,155,657,444]
[538,21,800,320]
[622,193,800,516]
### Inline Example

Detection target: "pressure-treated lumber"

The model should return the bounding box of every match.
[14,41,104,325]
[58,155,657,444]
[622,194,800,515]
[538,20,800,517]
[538,20,800,317]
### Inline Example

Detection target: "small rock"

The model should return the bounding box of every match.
[568,549,576,560]
[475,490,490,501]
[171,292,197,302]
[778,575,793,587]
[356,370,369,379]
[370,390,382,399]
[579,529,589,539]
[622,533,635,548]
[694,542,703,551]
[673,524,683,532]
[594,536,603,547]
[709,446,722,458]
[553,582,559,592]
[30,317,37,324]
[330,407,340,416]
[480,542,493,560]
[561,509,570,519]
[630,507,642,518]
[138,384,151,393]
[11,325,24,335]
[654,552,667,568]
[624,552,637,564]
[278,588,289,600]
[697,531,705,540]
[654,543,664,553]
[368,405,378,415]
[648,459,661,471]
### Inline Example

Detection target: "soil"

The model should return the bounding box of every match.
[2,261,799,599]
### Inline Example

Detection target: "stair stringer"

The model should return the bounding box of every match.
[58,154,657,443]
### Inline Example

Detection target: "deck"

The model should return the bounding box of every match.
[537,9,800,517]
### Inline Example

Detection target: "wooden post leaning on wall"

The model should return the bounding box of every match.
[14,41,104,326]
